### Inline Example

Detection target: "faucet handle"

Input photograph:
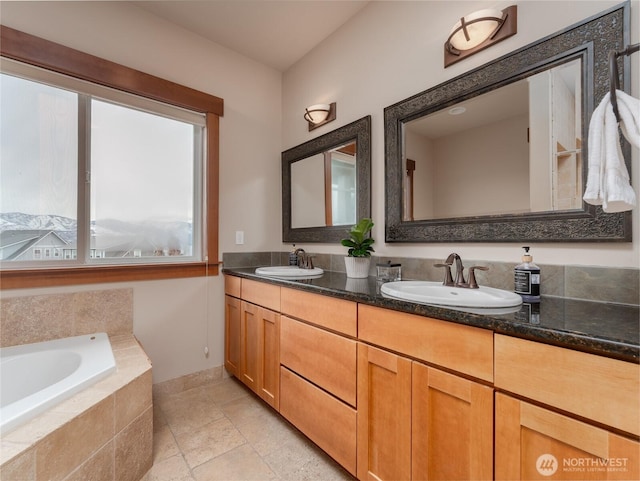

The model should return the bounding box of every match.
[467,266,489,289]
[304,255,315,269]
[434,263,454,286]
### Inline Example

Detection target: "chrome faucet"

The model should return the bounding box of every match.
[434,253,488,289]
[294,248,315,269]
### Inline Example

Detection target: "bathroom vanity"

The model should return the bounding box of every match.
[223,269,639,481]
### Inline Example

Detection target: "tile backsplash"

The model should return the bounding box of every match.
[222,252,639,306]
[0,288,133,348]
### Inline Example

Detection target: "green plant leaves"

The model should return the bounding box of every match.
[341,218,375,257]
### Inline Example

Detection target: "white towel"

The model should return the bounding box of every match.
[583,90,637,213]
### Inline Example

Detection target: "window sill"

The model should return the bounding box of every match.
[0,262,220,290]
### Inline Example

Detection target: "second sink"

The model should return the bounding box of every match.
[255,266,324,278]
[380,281,523,309]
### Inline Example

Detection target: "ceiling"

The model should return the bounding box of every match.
[133,1,370,72]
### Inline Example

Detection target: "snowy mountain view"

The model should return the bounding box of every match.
[0,212,193,260]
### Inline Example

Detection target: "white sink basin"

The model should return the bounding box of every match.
[380,281,523,309]
[255,266,324,278]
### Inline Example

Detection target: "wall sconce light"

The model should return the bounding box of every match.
[444,5,517,68]
[304,102,336,131]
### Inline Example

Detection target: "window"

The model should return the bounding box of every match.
[1,63,204,266]
[0,26,223,288]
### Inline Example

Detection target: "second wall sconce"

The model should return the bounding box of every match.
[444,5,517,68]
[304,102,336,131]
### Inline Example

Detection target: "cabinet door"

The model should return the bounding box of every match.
[258,307,280,410]
[240,301,259,392]
[357,343,412,481]
[224,295,241,377]
[412,362,493,481]
[496,393,640,481]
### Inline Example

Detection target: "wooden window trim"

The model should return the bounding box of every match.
[0,26,223,289]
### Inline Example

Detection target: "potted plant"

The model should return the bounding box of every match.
[341,218,375,278]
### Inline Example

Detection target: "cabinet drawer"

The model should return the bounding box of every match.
[495,335,640,436]
[241,278,280,311]
[224,275,241,297]
[280,367,357,476]
[280,316,357,406]
[358,304,493,382]
[281,288,357,337]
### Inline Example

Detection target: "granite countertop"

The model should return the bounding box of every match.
[223,267,640,363]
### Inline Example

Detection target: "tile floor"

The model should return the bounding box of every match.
[141,377,356,481]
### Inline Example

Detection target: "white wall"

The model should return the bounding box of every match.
[0,1,283,383]
[283,0,640,268]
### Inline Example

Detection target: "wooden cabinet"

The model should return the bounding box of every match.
[358,304,494,382]
[225,275,637,481]
[281,287,357,337]
[495,334,640,437]
[237,301,280,409]
[239,301,260,392]
[495,335,640,480]
[223,277,280,410]
[496,393,639,481]
[279,306,358,476]
[280,367,357,475]
[412,363,493,481]
[358,304,495,480]
[224,294,241,377]
[357,341,494,481]
[256,304,280,409]
[357,342,412,481]
[280,315,357,406]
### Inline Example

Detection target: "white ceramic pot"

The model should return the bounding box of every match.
[344,256,370,278]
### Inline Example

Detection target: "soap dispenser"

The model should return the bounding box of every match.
[514,246,541,302]
[288,245,298,266]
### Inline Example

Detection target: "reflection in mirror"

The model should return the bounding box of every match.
[384,3,631,242]
[283,116,371,243]
[403,59,582,221]
[291,142,356,228]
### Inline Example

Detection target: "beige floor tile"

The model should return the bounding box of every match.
[235,411,298,458]
[262,433,329,480]
[219,391,273,428]
[141,454,194,481]
[153,423,181,463]
[160,389,225,436]
[192,444,277,481]
[208,377,251,405]
[149,377,355,481]
[175,416,246,469]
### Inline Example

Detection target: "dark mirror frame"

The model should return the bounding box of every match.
[385,2,631,243]
[283,115,371,243]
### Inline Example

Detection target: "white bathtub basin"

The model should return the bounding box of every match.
[380,281,523,309]
[0,333,116,433]
[255,266,324,278]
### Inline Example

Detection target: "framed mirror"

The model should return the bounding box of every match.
[283,115,371,243]
[385,3,631,242]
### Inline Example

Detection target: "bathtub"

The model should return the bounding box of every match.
[0,333,116,434]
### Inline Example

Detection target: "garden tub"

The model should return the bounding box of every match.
[0,333,116,433]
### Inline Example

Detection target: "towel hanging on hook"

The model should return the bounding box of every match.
[609,42,640,123]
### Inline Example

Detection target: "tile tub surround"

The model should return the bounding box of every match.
[222,252,640,306]
[0,288,133,348]
[0,334,153,481]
